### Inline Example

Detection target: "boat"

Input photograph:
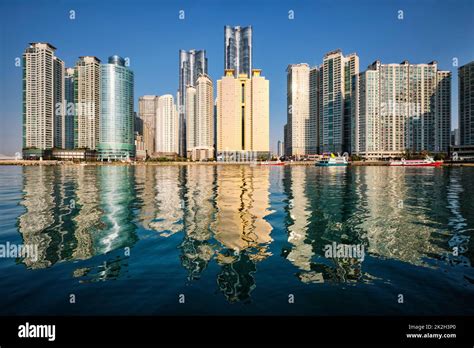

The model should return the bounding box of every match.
[316,154,348,167]
[389,156,442,167]
[259,160,286,166]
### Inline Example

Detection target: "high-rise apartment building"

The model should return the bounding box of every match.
[224,26,252,77]
[138,95,159,157]
[75,56,101,150]
[156,94,179,155]
[459,61,474,146]
[98,55,135,160]
[355,60,451,158]
[216,69,269,160]
[186,74,215,160]
[178,50,208,157]
[320,50,359,154]
[286,64,319,156]
[22,43,65,158]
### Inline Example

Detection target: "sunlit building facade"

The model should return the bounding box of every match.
[74,56,101,150]
[22,43,65,157]
[216,69,269,160]
[156,94,179,155]
[355,60,451,158]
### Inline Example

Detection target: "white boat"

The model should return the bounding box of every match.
[316,154,348,167]
[389,156,442,167]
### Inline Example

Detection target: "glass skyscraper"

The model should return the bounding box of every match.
[64,67,75,149]
[224,26,252,77]
[98,55,135,160]
[178,49,208,157]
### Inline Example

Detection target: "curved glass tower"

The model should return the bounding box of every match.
[98,55,135,160]
[224,26,252,77]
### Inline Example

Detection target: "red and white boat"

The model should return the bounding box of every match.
[389,156,443,167]
[259,160,286,166]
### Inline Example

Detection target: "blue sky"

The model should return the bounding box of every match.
[1,0,473,155]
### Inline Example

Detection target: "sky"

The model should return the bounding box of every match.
[1,0,473,155]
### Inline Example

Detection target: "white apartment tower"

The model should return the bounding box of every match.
[75,56,101,150]
[320,50,359,154]
[156,95,179,155]
[186,74,215,160]
[286,64,320,156]
[22,43,65,156]
[356,60,451,158]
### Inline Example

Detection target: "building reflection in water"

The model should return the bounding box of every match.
[149,166,184,237]
[213,165,273,302]
[179,165,217,280]
[135,164,273,302]
[16,164,472,300]
[282,166,369,284]
[18,166,138,281]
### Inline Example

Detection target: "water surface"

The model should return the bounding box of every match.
[0,165,473,315]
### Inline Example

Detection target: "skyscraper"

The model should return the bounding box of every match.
[75,56,101,150]
[277,140,284,158]
[286,64,319,156]
[355,60,451,158]
[224,26,252,77]
[22,43,65,158]
[98,55,135,160]
[53,56,65,149]
[459,61,474,146]
[138,95,159,157]
[156,94,179,155]
[64,68,75,149]
[186,74,215,160]
[216,69,269,160]
[178,50,208,157]
[320,50,359,154]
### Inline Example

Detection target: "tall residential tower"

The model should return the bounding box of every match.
[459,61,474,146]
[22,43,65,158]
[355,60,451,158]
[320,50,359,154]
[75,56,101,150]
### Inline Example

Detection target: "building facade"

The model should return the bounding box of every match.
[156,94,179,155]
[186,74,215,160]
[286,64,319,156]
[22,43,65,157]
[216,69,269,160]
[320,50,359,154]
[277,140,284,158]
[64,67,75,149]
[178,49,208,157]
[224,26,252,77]
[459,61,474,146]
[75,56,101,150]
[138,95,159,157]
[98,55,135,160]
[355,60,451,158]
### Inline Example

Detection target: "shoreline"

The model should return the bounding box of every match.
[1,160,474,167]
